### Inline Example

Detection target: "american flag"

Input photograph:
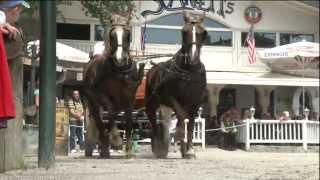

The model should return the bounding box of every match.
[141,23,146,53]
[245,26,256,64]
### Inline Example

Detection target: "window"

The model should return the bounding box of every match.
[57,23,90,40]
[145,28,181,44]
[145,13,232,46]
[149,13,228,28]
[95,25,106,41]
[280,33,314,45]
[205,31,232,46]
[241,32,276,48]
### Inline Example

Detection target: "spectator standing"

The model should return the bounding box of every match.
[67,90,85,153]
[0,0,29,128]
[279,111,290,121]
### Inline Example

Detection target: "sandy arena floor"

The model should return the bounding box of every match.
[0,145,319,180]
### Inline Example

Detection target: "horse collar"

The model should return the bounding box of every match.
[111,60,134,74]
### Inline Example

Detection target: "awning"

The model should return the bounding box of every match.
[27,40,89,63]
[206,71,319,87]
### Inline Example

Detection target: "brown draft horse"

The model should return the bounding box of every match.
[83,13,145,158]
[145,12,208,158]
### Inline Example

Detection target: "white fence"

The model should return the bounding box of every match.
[236,119,320,151]
[137,117,206,149]
[193,117,206,149]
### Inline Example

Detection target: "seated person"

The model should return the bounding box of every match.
[241,108,251,120]
[220,111,237,151]
[279,111,290,121]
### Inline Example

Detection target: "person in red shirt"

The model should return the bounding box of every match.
[0,0,30,128]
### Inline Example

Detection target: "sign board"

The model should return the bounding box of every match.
[141,0,235,18]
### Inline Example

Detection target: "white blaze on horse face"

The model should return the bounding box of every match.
[115,28,123,60]
[191,25,196,58]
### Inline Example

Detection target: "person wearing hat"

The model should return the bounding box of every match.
[0,0,30,41]
[0,0,29,128]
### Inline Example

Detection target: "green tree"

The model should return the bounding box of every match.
[80,0,136,28]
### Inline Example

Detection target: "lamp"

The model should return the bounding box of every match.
[250,106,255,120]
[304,107,310,120]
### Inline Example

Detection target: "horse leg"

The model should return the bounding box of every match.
[154,105,171,158]
[98,125,110,158]
[169,98,189,158]
[185,112,196,159]
[108,111,123,151]
[123,110,135,158]
[84,93,100,157]
[85,106,99,157]
[145,101,159,156]
[89,93,112,158]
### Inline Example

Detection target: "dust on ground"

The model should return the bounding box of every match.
[0,145,319,180]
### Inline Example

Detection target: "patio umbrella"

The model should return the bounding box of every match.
[258,41,319,112]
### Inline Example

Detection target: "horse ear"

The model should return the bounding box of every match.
[183,11,190,22]
[110,13,116,25]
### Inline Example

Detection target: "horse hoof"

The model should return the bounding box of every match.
[184,148,196,159]
[126,153,136,159]
[184,153,196,159]
[85,150,93,157]
[99,151,110,159]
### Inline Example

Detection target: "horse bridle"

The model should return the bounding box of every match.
[110,26,131,66]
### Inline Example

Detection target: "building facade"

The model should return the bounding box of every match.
[57,1,319,120]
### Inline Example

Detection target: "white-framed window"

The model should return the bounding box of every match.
[280,33,314,45]
[241,32,276,48]
[143,13,233,47]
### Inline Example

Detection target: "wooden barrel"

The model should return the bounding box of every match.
[55,106,69,155]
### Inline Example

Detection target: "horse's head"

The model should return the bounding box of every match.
[108,13,131,67]
[181,12,207,65]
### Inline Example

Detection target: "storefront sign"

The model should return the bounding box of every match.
[244,5,262,25]
[141,0,235,18]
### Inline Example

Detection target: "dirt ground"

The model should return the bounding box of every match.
[0,145,319,180]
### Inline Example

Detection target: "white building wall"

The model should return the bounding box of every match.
[56,1,319,118]
[57,1,319,73]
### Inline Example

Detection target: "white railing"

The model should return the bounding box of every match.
[236,119,319,151]
[133,117,205,149]
[193,117,206,149]
[106,116,206,149]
